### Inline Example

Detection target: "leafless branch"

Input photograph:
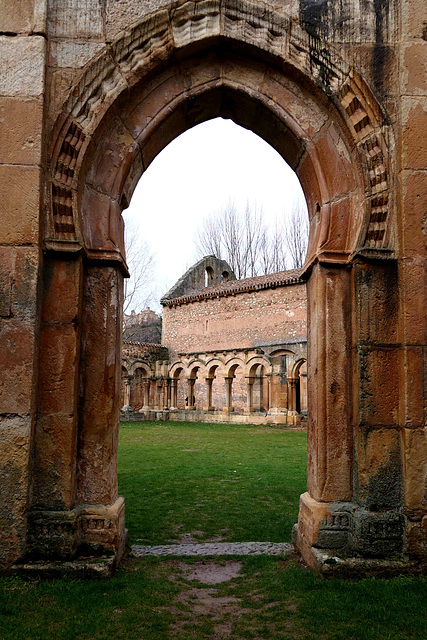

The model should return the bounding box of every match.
[195,199,308,278]
[123,221,156,314]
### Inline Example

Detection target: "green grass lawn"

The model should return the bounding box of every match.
[118,421,307,544]
[0,421,426,640]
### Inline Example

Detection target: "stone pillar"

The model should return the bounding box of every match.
[295,261,354,569]
[162,379,169,410]
[29,254,83,560]
[73,263,126,561]
[245,376,255,413]
[300,371,308,413]
[266,374,271,411]
[204,377,214,410]
[287,378,299,425]
[268,373,278,412]
[122,375,132,410]
[154,380,162,409]
[0,15,48,570]
[187,378,196,410]
[223,376,234,413]
[170,379,178,409]
[142,379,150,409]
[158,380,163,409]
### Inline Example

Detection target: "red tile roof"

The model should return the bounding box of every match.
[161,268,304,307]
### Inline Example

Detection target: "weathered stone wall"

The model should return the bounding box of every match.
[0,0,426,575]
[162,255,236,302]
[396,0,427,565]
[163,279,307,359]
[0,0,48,569]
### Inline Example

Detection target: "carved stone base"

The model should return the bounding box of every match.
[286,411,301,426]
[27,497,126,565]
[295,492,418,576]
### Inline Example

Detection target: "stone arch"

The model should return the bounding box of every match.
[288,357,307,379]
[31,0,404,573]
[130,361,152,377]
[169,362,186,410]
[224,358,246,412]
[47,0,394,261]
[129,363,152,410]
[205,360,225,411]
[169,362,186,379]
[224,358,246,378]
[287,356,308,419]
[187,358,207,373]
[205,358,226,377]
[245,356,272,377]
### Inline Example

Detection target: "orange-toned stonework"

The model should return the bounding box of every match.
[0,0,426,576]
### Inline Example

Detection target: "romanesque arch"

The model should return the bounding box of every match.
[3,0,425,576]
[37,0,398,570]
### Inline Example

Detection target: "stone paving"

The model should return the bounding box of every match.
[131,541,293,557]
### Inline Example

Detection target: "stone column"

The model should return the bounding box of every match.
[204,377,214,410]
[266,374,271,411]
[142,379,150,409]
[158,380,164,409]
[122,375,132,410]
[162,379,169,410]
[300,371,308,413]
[245,376,255,413]
[170,379,178,409]
[296,261,353,568]
[187,378,196,410]
[155,380,162,410]
[287,378,299,425]
[30,254,83,560]
[268,373,278,412]
[223,376,234,413]
[73,263,126,562]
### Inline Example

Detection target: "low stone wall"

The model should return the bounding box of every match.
[121,408,305,426]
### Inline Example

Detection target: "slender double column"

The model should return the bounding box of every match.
[245,376,255,413]
[204,377,215,410]
[122,375,132,409]
[170,378,178,409]
[223,376,234,412]
[186,377,196,410]
[142,378,150,409]
[287,378,299,425]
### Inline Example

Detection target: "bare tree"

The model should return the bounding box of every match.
[259,217,288,275]
[284,202,309,269]
[195,200,307,278]
[123,221,156,314]
[195,201,273,279]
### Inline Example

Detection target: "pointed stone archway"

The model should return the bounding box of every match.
[3,0,424,575]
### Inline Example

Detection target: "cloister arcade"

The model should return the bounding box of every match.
[121,345,307,425]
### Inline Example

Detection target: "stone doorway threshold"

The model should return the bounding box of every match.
[131,542,293,557]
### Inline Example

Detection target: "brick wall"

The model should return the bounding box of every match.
[162,281,307,359]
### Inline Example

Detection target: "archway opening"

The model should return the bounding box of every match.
[82,51,356,550]
[115,112,311,546]
[37,24,386,569]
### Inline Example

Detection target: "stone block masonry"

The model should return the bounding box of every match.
[0,0,425,577]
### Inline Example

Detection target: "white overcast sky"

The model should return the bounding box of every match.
[123,117,306,310]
